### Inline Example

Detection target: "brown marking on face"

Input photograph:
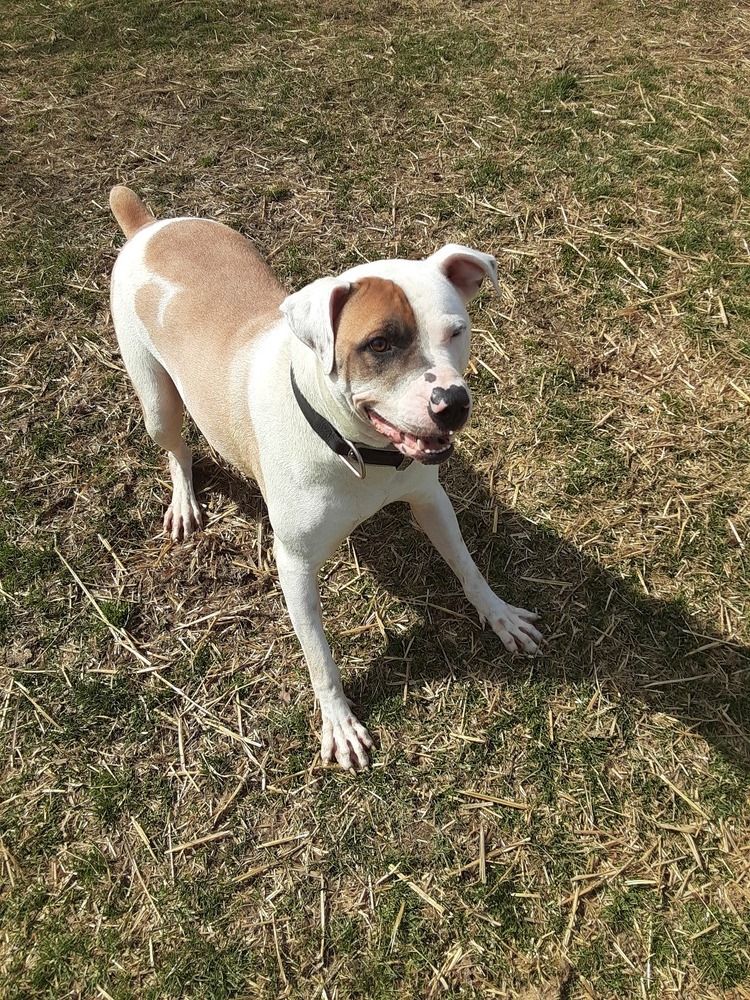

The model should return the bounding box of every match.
[134,219,286,484]
[334,276,425,389]
[424,372,436,382]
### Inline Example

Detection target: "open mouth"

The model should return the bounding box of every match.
[366,408,455,464]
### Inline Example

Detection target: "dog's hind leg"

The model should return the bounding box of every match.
[118,333,203,541]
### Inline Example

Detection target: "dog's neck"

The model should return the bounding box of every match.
[287,335,389,448]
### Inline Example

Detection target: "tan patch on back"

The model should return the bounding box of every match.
[143,218,285,344]
[334,276,419,383]
[135,219,286,481]
[133,281,165,335]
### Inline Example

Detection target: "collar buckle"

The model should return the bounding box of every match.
[338,440,366,480]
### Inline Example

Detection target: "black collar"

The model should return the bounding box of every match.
[290,366,412,478]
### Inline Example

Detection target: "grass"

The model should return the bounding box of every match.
[2,0,750,997]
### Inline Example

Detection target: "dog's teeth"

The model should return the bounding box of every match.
[417,438,425,450]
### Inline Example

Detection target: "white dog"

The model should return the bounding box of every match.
[109,186,541,769]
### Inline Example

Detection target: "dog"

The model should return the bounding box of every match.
[108,185,542,769]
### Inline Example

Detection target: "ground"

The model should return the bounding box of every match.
[1,1,750,997]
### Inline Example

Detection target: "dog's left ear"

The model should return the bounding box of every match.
[280,277,353,375]
[429,244,501,303]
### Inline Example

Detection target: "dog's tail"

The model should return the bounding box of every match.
[109,185,156,240]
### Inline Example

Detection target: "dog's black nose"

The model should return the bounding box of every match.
[428,384,471,431]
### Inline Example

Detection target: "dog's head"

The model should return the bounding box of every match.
[280,244,500,464]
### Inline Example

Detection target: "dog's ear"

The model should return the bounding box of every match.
[429,244,501,303]
[280,278,353,374]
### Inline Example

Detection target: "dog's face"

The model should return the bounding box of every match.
[281,244,500,464]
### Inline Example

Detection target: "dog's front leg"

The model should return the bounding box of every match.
[274,539,374,770]
[408,485,542,655]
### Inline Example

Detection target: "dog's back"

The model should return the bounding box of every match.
[109,187,285,479]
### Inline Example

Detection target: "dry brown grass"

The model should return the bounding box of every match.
[1,1,750,997]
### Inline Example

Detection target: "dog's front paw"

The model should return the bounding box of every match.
[483,600,542,655]
[163,498,203,542]
[320,705,374,771]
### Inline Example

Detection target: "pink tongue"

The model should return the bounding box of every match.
[367,410,404,445]
[367,410,449,457]
[397,436,433,459]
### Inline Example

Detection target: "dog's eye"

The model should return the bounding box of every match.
[368,336,390,353]
[451,325,466,339]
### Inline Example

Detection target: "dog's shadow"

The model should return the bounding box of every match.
[194,453,750,771]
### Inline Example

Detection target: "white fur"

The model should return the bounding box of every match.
[111,215,542,770]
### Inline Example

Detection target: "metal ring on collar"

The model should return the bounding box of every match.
[338,440,366,479]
